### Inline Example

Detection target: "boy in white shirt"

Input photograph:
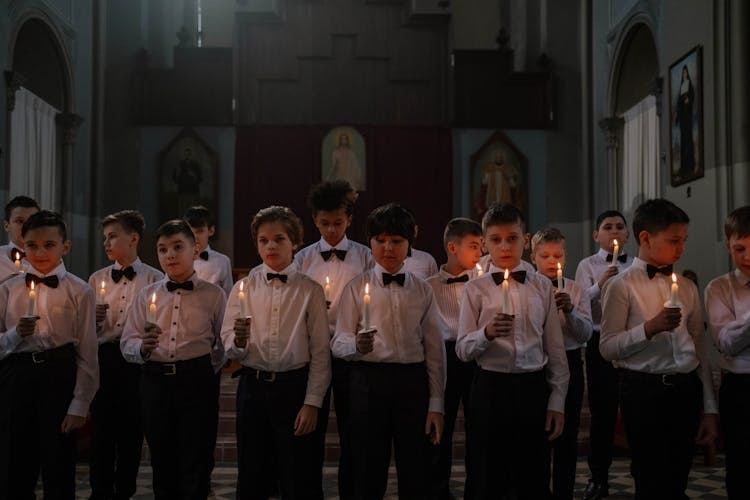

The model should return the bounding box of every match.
[0,195,39,282]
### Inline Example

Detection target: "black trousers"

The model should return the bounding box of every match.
[620,370,702,500]
[430,341,475,500]
[331,356,354,499]
[89,342,143,500]
[551,348,585,500]
[585,330,620,484]
[466,368,550,500]
[720,372,750,500]
[0,344,77,500]
[140,355,218,500]
[236,366,317,500]
[349,362,430,500]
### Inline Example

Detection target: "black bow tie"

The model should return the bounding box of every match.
[10,248,25,261]
[646,264,673,279]
[383,273,406,286]
[199,251,209,260]
[606,253,628,263]
[551,279,561,289]
[267,273,288,283]
[320,249,347,261]
[491,270,527,285]
[111,266,136,283]
[166,280,194,292]
[446,275,469,284]
[26,273,59,289]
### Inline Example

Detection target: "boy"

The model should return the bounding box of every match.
[0,210,99,499]
[223,205,331,499]
[401,208,439,279]
[121,219,226,499]
[704,205,750,499]
[87,210,163,500]
[0,195,39,282]
[531,227,593,500]
[574,209,631,500]
[600,198,718,499]
[456,202,568,500]
[331,203,446,499]
[425,217,483,500]
[185,205,234,296]
[293,180,371,498]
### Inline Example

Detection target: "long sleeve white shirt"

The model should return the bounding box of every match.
[704,268,750,373]
[574,247,633,330]
[194,245,234,296]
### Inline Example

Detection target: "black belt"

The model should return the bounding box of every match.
[233,364,309,383]
[6,343,75,365]
[622,369,697,387]
[142,354,211,376]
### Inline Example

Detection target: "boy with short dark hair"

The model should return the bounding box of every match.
[574,209,631,500]
[294,180,371,498]
[185,205,234,296]
[456,202,568,500]
[121,219,226,499]
[88,210,163,499]
[600,198,718,499]
[531,227,592,500]
[332,203,446,499]
[704,205,750,499]
[426,217,483,500]
[0,195,40,282]
[0,210,99,499]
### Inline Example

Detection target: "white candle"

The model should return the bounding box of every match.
[475,263,483,276]
[557,263,564,290]
[610,239,620,267]
[324,276,331,302]
[147,292,157,323]
[363,283,371,328]
[238,281,249,318]
[27,281,36,316]
[14,250,21,271]
[99,280,107,304]
[669,273,679,306]
[502,269,510,314]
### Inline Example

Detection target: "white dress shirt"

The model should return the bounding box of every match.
[294,236,373,333]
[553,277,593,350]
[704,268,750,373]
[222,263,331,408]
[574,247,633,330]
[403,248,439,279]
[88,259,164,344]
[456,263,569,413]
[0,244,30,283]
[0,262,99,417]
[194,245,234,296]
[121,276,226,366]
[600,257,717,413]
[331,264,447,413]
[425,266,481,342]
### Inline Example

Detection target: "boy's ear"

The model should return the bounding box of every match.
[208,225,216,237]
[638,230,650,248]
[129,231,140,247]
[3,220,9,233]
[446,241,456,255]
[62,239,72,256]
[592,229,599,241]
[523,233,531,249]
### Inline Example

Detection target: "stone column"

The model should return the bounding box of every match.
[598,116,624,210]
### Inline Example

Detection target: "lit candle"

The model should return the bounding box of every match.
[610,239,620,267]
[99,280,107,304]
[669,273,679,306]
[27,281,36,316]
[147,292,157,323]
[475,263,483,276]
[363,283,371,328]
[238,281,249,318]
[502,269,510,314]
[557,263,564,290]
[324,276,331,302]
[13,250,21,271]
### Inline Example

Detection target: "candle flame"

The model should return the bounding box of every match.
[365,283,369,294]
[239,281,244,292]
[557,262,562,270]
[613,239,618,246]
[504,269,509,279]
[326,276,330,285]
[671,273,677,283]
[101,280,106,290]
[30,281,35,291]
[14,250,20,261]
[151,292,156,304]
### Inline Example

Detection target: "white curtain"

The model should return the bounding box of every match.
[621,94,659,214]
[9,87,59,209]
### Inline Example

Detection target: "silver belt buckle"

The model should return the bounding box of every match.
[256,370,276,382]
[31,352,45,364]
[661,374,673,386]
[163,363,177,376]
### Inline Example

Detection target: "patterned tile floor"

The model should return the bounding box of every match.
[41,455,728,499]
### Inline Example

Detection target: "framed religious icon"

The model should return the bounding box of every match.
[470,131,528,222]
[669,46,704,186]
[322,126,366,192]
[159,128,218,221]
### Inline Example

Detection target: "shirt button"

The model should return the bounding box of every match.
[172,322,177,325]
[175,305,179,309]
[119,310,123,313]
[171,338,175,341]
[170,354,174,358]
[116,323,121,327]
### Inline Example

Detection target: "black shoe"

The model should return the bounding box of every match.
[582,481,609,500]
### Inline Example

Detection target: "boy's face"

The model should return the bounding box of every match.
[23,226,70,275]
[313,207,351,247]
[190,224,214,252]
[532,241,566,279]
[638,223,688,267]
[728,234,750,277]
[4,206,39,247]
[594,216,629,253]
[257,221,295,272]
[370,233,409,274]
[157,232,197,282]
[103,223,138,264]
[448,235,483,271]
[484,222,529,270]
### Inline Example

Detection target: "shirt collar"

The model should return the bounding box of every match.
[262,262,297,283]
[373,263,406,286]
[29,260,66,281]
[113,257,142,271]
[487,262,527,274]
[596,247,610,260]
[438,265,472,280]
[734,267,750,285]
[319,235,350,252]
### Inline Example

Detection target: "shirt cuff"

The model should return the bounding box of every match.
[304,394,324,408]
[428,397,444,414]
[67,398,90,417]
[547,392,566,414]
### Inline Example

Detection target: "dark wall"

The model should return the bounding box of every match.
[234,126,453,269]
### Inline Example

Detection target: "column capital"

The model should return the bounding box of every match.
[4,70,27,111]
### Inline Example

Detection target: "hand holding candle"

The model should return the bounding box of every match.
[610,239,620,267]
[363,283,371,329]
